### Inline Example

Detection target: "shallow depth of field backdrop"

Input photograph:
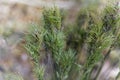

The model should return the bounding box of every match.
[0,0,120,80]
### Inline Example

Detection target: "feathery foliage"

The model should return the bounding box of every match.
[25,24,45,80]
[81,4,120,80]
[65,3,120,80]
[43,7,75,80]
[25,3,120,80]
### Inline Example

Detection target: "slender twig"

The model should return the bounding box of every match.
[94,35,120,80]
[94,46,112,80]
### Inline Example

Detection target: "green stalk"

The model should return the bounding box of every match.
[25,24,45,80]
[43,7,75,80]
[81,4,120,80]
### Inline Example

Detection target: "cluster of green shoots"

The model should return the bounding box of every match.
[25,7,75,80]
[25,24,45,80]
[25,3,120,80]
[67,4,120,80]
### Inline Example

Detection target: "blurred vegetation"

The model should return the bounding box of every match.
[3,72,23,80]
[25,24,45,80]
[24,1,120,80]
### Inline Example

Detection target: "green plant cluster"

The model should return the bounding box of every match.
[43,7,75,80]
[25,7,75,80]
[25,24,45,80]
[25,3,120,80]
[66,4,120,80]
